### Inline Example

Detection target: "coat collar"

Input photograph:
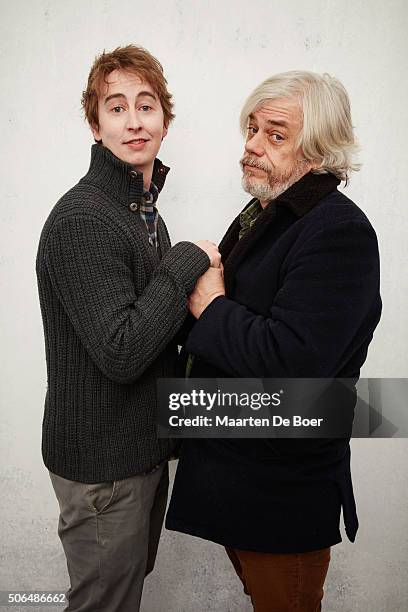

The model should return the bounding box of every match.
[219,171,340,294]
[81,144,170,211]
[273,171,340,218]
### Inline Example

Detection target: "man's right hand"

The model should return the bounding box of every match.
[195,240,222,268]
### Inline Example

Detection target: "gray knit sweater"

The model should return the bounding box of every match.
[36,144,209,483]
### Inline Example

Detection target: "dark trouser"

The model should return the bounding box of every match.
[49,463,169,612]
[226,546,330,612]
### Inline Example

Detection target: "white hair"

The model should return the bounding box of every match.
[240,71,361,181]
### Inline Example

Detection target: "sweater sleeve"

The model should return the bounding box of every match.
[185,220,381,377]
[45,214,209,383]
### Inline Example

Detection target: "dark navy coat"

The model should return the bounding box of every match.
[166,172,382,553]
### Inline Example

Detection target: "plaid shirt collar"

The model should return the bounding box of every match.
[139,182,159,249]
[239,199,263,240]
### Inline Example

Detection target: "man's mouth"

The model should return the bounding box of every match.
[243,163,265,173]
[124,138,149,145]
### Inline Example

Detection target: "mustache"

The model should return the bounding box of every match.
[240,156,272,174]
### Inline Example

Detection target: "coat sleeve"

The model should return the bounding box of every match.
[185,220,381,377]
[45,214,209,383]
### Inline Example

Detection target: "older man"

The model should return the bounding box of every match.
[166,72,381,611]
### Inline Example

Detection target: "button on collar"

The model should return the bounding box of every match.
[142,192,154,205]
[129,202,139,212]
[130,170,138,178]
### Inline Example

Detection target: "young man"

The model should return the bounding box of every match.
[166,71,382,611]
[36,45,219,612]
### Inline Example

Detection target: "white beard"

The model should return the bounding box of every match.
[241,159,310,202]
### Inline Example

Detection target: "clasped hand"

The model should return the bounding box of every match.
[191,241,225,318]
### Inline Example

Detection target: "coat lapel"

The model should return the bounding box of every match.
[221,203,277,295]
[220,172,340,295]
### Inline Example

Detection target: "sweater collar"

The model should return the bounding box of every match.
[81,144,170,210]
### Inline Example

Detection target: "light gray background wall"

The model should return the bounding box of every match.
[1,0,407,611]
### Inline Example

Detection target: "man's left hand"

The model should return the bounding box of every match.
[188,267,225,319]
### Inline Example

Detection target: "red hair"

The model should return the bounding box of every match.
[81,44,175,129]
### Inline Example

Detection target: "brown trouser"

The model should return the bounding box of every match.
[226,546,331,612]
[49,463,169,612]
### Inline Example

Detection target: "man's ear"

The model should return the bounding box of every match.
[309,157,321,171]
[162,123,168,141]
[90,123,102,143]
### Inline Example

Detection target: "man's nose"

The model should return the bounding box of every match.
[125,109,143,131]
[245,132,264,157]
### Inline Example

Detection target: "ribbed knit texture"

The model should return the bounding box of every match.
[36,145,210,483]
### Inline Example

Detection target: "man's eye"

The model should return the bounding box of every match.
[247,126,257,135]
[271,134,284,142]
[112,106,124,113]
[140,105,152,112]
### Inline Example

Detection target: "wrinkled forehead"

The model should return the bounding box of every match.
[251,96,303,130]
